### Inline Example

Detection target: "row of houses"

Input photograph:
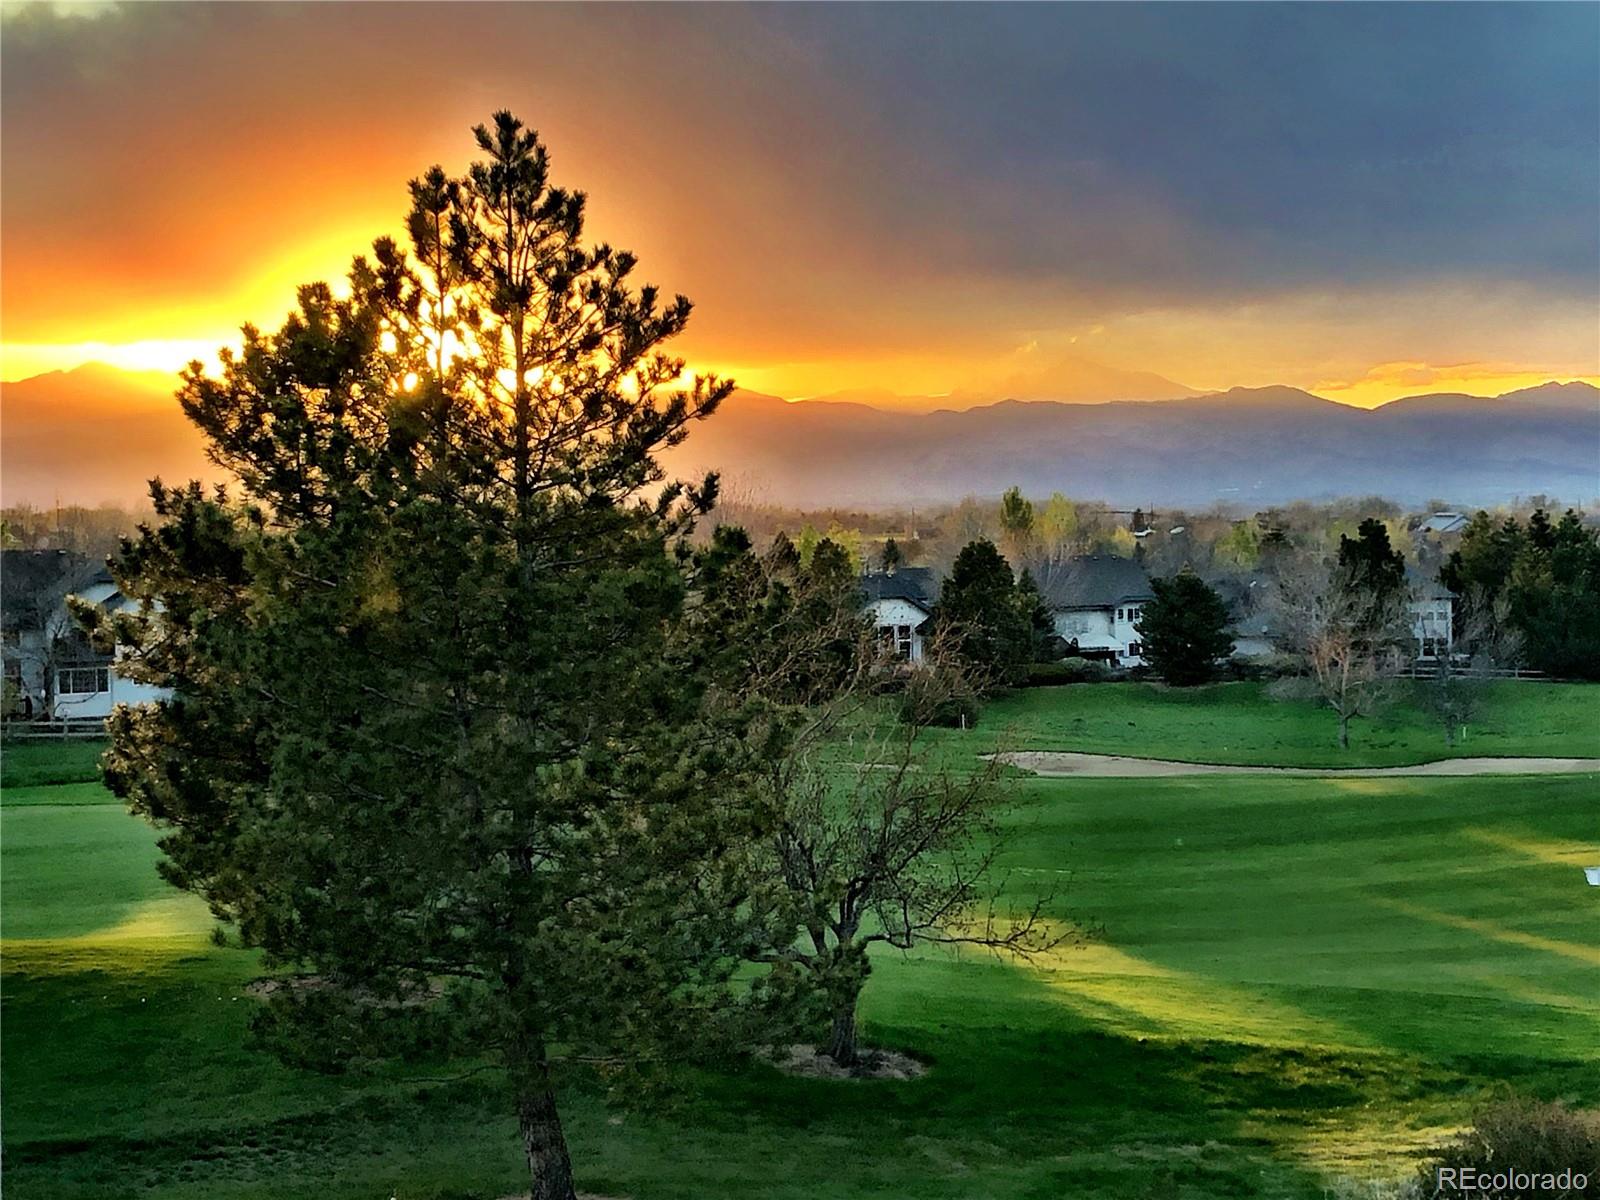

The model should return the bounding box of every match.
[862,556,1162,667]
[1,545,1460,724]
[862,554,1455,669]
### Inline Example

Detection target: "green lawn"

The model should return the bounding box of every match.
[925,679,1600,768]
[1,738,107,788]
[4,689,1599,1199]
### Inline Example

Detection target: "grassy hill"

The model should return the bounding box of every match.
[3,685,1597,1198]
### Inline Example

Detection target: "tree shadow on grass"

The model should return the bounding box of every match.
[6,947,1355,1200]
[652,955,1360,1200]
[14,856,1596,1198]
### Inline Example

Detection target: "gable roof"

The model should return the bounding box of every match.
[1041,555,1154,611]
[860,566,937,610]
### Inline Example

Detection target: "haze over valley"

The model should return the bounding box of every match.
[4,362,1594,510]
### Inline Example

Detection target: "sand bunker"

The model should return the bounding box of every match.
[993,753,1600,778]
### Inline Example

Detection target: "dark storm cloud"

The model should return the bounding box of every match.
[746,2,1600,294]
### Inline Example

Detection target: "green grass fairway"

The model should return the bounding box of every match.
[4,691,1598,1198]
[928,679,1600,768]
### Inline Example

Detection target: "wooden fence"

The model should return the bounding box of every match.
[2,716,108,741]
[1395,664,1548,681]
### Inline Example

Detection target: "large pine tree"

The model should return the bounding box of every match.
[1336,518,1408,641]
[1135,570,1235,686]
[82,113,783,1200]
[935,538,1033,688]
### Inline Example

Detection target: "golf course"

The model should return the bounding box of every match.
[4,681,1597,1199]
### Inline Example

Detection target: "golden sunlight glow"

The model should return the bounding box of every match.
[1372,897,1600,968]
[1318,362,1600,409]
[7,335,1595,413]
[2,339,233,379]
[1004,926,1368,1049]
[1462,828,1600,870]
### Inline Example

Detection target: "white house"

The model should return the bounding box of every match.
[2,552,168,723]
[1410,575,1455,661]
[860,566,937,664]
[1041,556,1156,667]
[52,569,169,721]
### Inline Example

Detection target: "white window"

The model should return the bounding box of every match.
[58,666,109,695]
[895,624,914,659]
[1127,642,1142,658]
[878,623,916,660]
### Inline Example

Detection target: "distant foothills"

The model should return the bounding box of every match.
[2,361,1596,510]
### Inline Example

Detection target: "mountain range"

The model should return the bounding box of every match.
[667,380,1600,508]
[3,364,1596,510]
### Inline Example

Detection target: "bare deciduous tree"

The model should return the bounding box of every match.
[755,635,1059,1069]
[3,557,99,720]
[1272,558,1412,750]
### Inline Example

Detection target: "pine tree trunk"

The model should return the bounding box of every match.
[825,997,860,1067]
[511,1039,577,1200]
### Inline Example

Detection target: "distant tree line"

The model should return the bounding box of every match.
[1,501,153,558]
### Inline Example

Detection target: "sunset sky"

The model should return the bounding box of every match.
[2,2,1597,408]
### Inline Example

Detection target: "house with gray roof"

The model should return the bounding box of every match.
[1039,555,1155,666]
[1208,574,1279,660]
[1417,512,1469,536]
[860,566,937,663]
[2,550,169,723]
